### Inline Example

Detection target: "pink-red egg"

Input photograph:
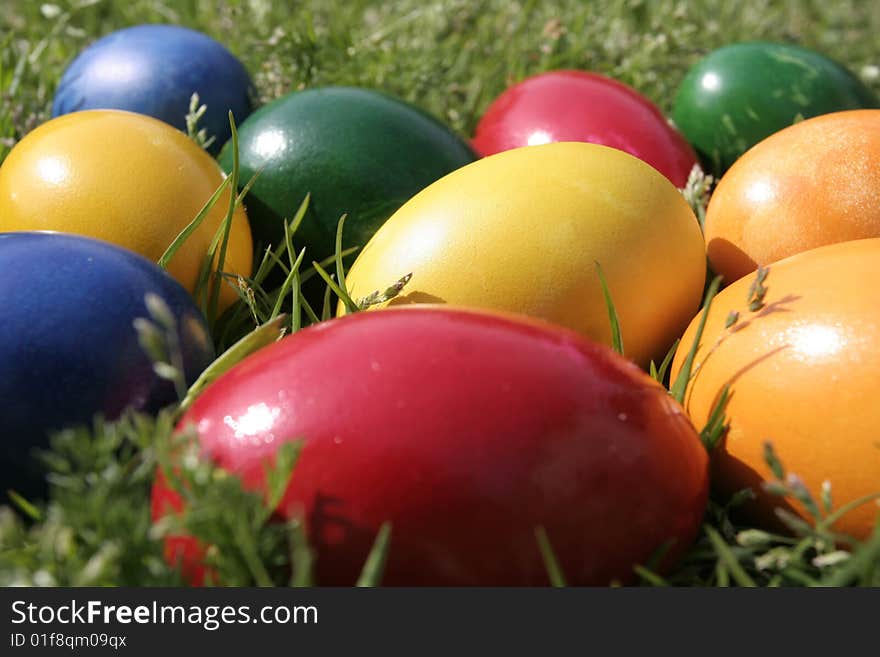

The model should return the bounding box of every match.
[152,307,708,585]
[472,70,697,186]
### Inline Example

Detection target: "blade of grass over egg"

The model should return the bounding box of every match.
[699,384,730,451]
[262,442,302,524]
[331,214,360,314]
[333,214,360,312]
[247,195,311,288]
[270,247,306,320]
[356,522,392,587]
[157,175,231,270]
[301,247,359,285]
[535,526,567,587]
[312,260,353,315]
[179,314,288,413]
[288,519,315,587]
[206,111,241,326]
[670,275,723,404]
[820,492,880,532]
[321,276,334,321]
[634,565,669,587]
[595,261,624,356]
[651,339,680,385]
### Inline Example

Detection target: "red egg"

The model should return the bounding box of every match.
[473,70,698,187]
[152,307,708,585]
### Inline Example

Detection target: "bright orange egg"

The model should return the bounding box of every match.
[0,110,253,312]
[704,110,880,284]
[672,239,880,540]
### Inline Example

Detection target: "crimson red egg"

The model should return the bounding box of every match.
[473,70,697,186]
[152,307,708,586]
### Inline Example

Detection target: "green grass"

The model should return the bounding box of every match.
[1,0,880,587]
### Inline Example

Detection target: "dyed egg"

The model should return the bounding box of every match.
[52,24,255,152]
[218,87,476,259]
[0,232,215,497]
[673,42,878,174]
[342,142,706,367]
[704,110,880,284]
[473,70,698,187]
[152,307,708,585]
[0,110,253,312]
[671,239,880,540]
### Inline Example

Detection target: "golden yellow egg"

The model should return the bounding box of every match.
[0,110,253,312]
[343,142,706,366]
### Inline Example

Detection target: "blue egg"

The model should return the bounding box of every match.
[52,24,255,152]
[0,232,215,496]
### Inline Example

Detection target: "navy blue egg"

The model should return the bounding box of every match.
[0,232,215,497]
[51,24,255,153]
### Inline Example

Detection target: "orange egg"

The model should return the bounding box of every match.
[671,239,880,540]
[704,110,880,284]
[0,110,252,312]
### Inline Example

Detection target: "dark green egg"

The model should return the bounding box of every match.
[218,87,476,262]
[672,42,878,175]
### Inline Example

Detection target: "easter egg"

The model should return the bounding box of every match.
[0,110,253,313]
[673,42,878,175]
[671,239,880,540]
[473,70,698,187]
[152,307,708,585]
[52,24,255,152]
[704,110,880,284]
[218,87,476,260]
[0,232,215,498]
[342,142,706,367]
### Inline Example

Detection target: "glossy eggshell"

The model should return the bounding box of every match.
[0,232,215,497]
[217,87,477,260]
[704,110,880,284]
[152,307,708,585]
[673,42,879,175]
[0,110,253,312]
[473,70,697,187]
[341,142,706,367]
[52,24,255,152]
[671,239,880,540]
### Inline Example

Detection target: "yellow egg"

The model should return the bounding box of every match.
[0,110,253,312]
[342,142,706,366]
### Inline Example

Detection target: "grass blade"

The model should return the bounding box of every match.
[670,275,723,404]
[595,261,624,356]
[179,314,287,412]
[356,522,392,587]
[157,175,231,269]
[535,526,567,587]
[705,525,757,587]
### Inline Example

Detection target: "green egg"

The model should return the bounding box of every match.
[218,87,476,262]
[672,42,878,175]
